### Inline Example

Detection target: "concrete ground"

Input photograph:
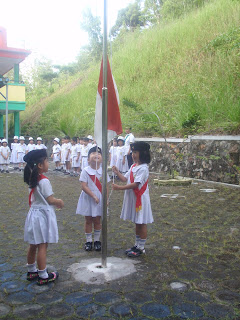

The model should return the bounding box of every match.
[0,163,240,319]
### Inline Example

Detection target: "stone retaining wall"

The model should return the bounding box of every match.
[140,137,240,185]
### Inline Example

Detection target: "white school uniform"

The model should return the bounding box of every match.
[0,146,3,165]
[116,145,128,173]
[52,144,61,162]
[17,144,27,163]
[26,144,36,152]
[0,146,10,164]
[71,144,81,168]
[24,176,58,244]
[120,163,153,224]
[81,145,90,169]
[109,146,117,167]
[35,144,47,150]
[60,143,67,164]
[65,142,72,161]
[10,142,18,163]
[76,166,110,217]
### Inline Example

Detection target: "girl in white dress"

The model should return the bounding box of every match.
[17,136,27,171]
[23,149,64,285]
[36,137,47,150]
[81,137,90,170]
[116,136,128,174]
[112,142,153,257]
[109,138,118,168]
[51,138,61,170]
[0,139,10,173]
[71,137,81,176]
[10,136,19,170]
[76,146,110,252]
[26,137,36,153]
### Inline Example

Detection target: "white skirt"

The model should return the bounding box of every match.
[116,157,128,173]
[53,154,60,162]
[120,188,154,224]
[24,205,59,244]
[76,190,102,217]
[81,157,88,170]
[18,153,25,164]
[72,156,81,168]
[10,150,18,163]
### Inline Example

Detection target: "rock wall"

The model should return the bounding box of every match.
[147,138,240,185]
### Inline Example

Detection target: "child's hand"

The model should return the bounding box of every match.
[51,154,53,158]
[112,166,118,174]
[112,183,121,190]
[56,199,64,209]
[93,195,100,204]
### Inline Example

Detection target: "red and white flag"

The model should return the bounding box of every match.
[94,57,122,147]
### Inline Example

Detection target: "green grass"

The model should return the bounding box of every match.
[22,0,240,137]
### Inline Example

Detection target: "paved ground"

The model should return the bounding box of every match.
[0,163,240,319]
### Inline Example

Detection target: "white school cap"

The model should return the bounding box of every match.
[87,135,93,140]
[13,136,18,140]
[117,136,125,141]
[2,138,7,143]
[19,136,25,140]
[54,137,60,143]
[37,137,42,141]
[29,137,34,141]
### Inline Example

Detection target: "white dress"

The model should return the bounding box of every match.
[0,146,10,164]
[76,166,110,217]
[109,146,117,167]
[52,144,61,162]
[116,146,128,173]
[17,144,27,163]
[24,177,58,244]
[71,144,81,168]
[35,144,47,150]
[10,142,18,163]
[26,144,36,152]
[120,164,153,224]
[81,145,90,169]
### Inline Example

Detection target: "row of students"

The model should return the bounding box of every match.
[23,141,152,285]
[0,139,11,173]
[11,136,47,171]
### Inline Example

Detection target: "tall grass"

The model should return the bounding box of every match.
[23,0,240,137]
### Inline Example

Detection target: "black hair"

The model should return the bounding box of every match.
[23,150,48,188]
[88,146,102,158]
[24,156,47,188]
[72,137,77,143]
[131,142,151,164]
[64,136,70,140]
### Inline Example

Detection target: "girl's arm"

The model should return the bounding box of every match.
[112,182,139,191]
[112,165,127,182]
[81,181,99,204]
[46,195,64,208]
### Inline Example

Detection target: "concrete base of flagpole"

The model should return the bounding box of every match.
[67,257,139,285]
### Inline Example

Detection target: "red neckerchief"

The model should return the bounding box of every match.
[87,173,102,193]
[28,174,48,207]
[130,164,148,212]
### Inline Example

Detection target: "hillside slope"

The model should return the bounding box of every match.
[22,0,240,137]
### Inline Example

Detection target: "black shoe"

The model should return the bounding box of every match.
[125,245,137,255]
[1,170,4,173]
[85,242,93,251]
[94,241,101,251]
[6,170,9,173]
[127,247,145,257]
[37,271,59,286]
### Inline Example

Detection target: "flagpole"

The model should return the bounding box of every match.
[101,0,108,268]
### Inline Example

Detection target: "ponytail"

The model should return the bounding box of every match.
[23,156,47,188]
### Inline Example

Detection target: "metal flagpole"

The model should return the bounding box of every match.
[101,0,108,268]
[5,82,9,142]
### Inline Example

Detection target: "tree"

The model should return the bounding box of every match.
[143,0,163,25]
[110,1,145,38]
[80,8,103,60]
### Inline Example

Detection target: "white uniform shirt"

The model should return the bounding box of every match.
[36,144,47,150]
[27,144,36,152]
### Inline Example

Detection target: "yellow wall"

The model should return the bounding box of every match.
[0,84,25,102]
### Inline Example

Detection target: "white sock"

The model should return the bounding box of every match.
[138,238,146,251]
[27,262,38,273]
[38,268,48,279]
[135,235,140,247]
[94,229,101,242]
[86,233,92,242]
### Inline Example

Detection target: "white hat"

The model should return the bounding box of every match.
[29,137,34,141]
[13,136,18,140]
[54,137,60,143]
[117,136,124,141]
[19,136,25,140]
[2,138,7,143]
[87,135,93,140]
[37,137,42,141]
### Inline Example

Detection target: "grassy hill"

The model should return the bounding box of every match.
[22,0,240,137]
